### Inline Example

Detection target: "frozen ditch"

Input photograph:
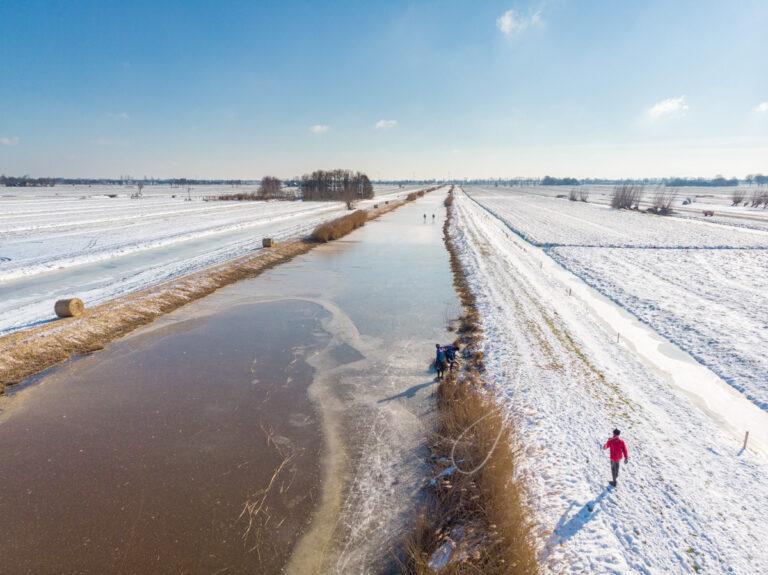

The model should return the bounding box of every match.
[0,190,456,573]
[0,299,331,574]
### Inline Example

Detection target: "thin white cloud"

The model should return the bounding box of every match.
[0,136,20,146]
[648,96,689,119]
[107,112,130,120]
[309,124,330,134]
[755,102,768,113]
[496,9,542,36]
[374,119,397,130]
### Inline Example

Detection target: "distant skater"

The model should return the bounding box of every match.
[432,213,435,222]
[435,344,447,379]
[603,429,628,487]
[423,213,427,222]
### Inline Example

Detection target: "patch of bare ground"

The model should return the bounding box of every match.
[0,187,440,392]
[403,187,538,574]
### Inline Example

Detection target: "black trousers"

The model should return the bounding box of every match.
[611,460,621,482]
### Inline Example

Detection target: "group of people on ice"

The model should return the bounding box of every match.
[434,343,457,379]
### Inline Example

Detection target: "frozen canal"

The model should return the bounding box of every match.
[0,190,455,573]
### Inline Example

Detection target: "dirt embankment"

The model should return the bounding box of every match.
[0,189,440,392]
[404,187,538,574]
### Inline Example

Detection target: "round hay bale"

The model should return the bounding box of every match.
[54,298,85,318]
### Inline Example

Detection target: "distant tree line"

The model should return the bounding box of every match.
[664,175,739,187]
[0,175,56,187]
[0,176,261,187]
[211,176,298,201]
[5,173,767,189]
[745,174,768,186]
[541,175,580,186]
[299,169,374,207]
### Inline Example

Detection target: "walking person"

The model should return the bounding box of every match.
[603,429,628,487]
[423,213,427,222]
[432,213,435,223]
[435,344,447,380]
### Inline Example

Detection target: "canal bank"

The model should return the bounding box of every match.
[0,191,456,574]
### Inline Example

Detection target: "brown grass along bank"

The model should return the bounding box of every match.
[404,186,538,574]
[311,210,368,242]
[0,186,441,393]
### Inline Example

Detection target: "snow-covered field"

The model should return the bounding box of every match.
[550,247,768,411]
[466,187,768,413]
[467,187,768,247]
[515,184,768,234]
[451,188,768,573]
[0,184,421,334]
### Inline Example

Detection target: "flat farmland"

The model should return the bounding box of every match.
[0,184,421,334]
[466,186,768,411]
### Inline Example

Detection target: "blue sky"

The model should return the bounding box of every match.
[1,0,767,179]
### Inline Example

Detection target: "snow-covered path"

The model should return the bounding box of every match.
[451,189,768,574]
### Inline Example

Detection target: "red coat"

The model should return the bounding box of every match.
[604,437,628,462]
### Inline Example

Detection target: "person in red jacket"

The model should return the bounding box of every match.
[603,429,628,487]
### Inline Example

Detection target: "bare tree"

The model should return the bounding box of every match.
[131,182,144,199]
[568,187,578,201]
[258,176,282,200]
[650,187,678,215]
[757,189,768,209]
[579,188,589,202]
[611,184,644,210]
[731,188,747,206]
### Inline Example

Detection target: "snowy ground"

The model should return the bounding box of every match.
[0,184,421,334]
[509,184,768,234]
[466,187,768,247]
[550,247,768,411]
[466,186,768,413]
[451,188,768,574]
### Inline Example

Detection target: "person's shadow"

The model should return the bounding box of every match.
[551,487,610,543]
[378,379,436,403]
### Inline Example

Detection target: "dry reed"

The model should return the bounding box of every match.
[403,186,538,574]
[311,210,367,242]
